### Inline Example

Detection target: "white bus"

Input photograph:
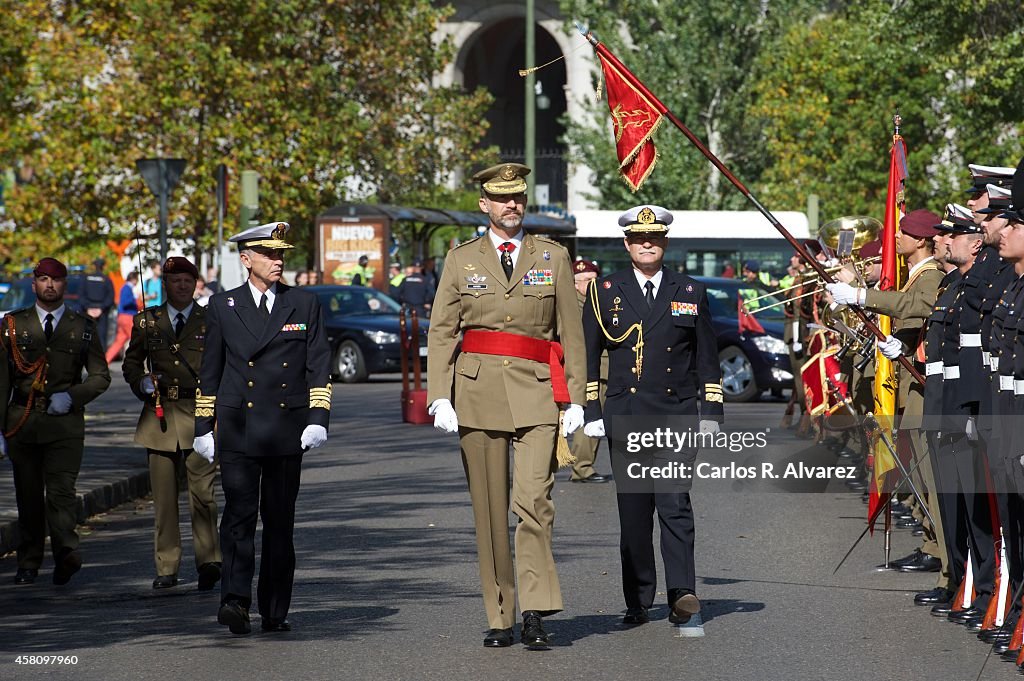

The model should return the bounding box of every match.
[571,210,811,280]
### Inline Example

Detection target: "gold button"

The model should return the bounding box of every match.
[282,362,288,368]
[173,377,180,383]
[666,347,672,352]
[174,360,180,366]
[666,388,673,394]
[630,387,637,394]
[248,361,255,367]
[474,292,480,297]
[247,402,254,408]
[504,294,510,299]
[280,403,286,408]
[281,384,287,389]
[666,368,672,373]
[247,381,254,388]
[505,315,512,321]
[503,359,510,366]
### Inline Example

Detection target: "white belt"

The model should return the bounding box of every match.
[1001,376,1015,391]
[983,351,992,367]
[943,366,961,379]
[960,333,982,347]
[991,356,1000,372]
[1016,380,1024,396]
[926,361,944,376]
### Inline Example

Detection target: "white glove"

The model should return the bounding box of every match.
[46,392,73,415]
[700,420,721,435]
[561,404,584,437]
[825,282,863,306]
[0,433,6,458]
[583,419,606,438]
[300,424,328,450]
[966,417,978,442]
[428,399,459,433]
[792,342,803,354]
[877,335,904,360]
[192,433,215,462]
[140,375,157,395]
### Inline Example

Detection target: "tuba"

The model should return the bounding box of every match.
[819,215,882,258]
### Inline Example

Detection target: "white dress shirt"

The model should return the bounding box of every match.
[247,281,278,312]
[35,303,66,329]
[633,268,664,300]
[488,228,525,269]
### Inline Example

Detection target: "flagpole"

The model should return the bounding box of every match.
[577,23,924,384]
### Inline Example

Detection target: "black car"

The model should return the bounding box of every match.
[308,285,427,383]
[693,276,794,402]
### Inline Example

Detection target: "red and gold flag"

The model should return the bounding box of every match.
[597,53,664,192]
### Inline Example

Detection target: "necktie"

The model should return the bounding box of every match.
[499,242,516,281]
[44,313,54,341]
[644,281,655,310]
[174,312,185,338]
[259,293,271,320]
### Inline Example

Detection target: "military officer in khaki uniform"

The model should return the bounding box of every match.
[123,256,221,591]
[427,163,587,648]
[569,259,611,483]
[0,258,111,586]
[827,209,946,578]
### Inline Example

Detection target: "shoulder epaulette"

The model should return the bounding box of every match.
[452,236,483,251]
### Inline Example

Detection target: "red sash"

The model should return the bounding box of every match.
[461,329,570,403]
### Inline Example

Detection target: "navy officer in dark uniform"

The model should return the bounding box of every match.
[581,205,724,634]
[193,221,332,635]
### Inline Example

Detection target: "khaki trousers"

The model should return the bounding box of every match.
[460,425,562,629]
[148,448,221,576]
[570,380,606,480]
[905,430,951,589]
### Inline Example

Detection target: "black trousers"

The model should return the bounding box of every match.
[219,450,303,620]
[932,432,995,604]
[616,489,696,609]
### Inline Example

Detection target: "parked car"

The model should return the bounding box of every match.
[693,276,794,402]
[0,272,89,319]
[307,285,428,383]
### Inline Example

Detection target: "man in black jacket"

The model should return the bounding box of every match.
[193,221,332,635]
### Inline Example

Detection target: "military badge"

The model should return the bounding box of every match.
[612,314,620,327]
[282,323,307,332]
[686,284,693,292]
[272,223,287,240]
[543,250,551,261]
[227,297,235,307]
[463,264,476,271]
[466,274,487,284]
[523,269,554,286]
[671,301,698,316]
[603,281,612,289]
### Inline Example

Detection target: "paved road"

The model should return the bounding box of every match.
[0,378,1016,680]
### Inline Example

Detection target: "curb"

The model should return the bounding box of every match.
[0,470,151,558]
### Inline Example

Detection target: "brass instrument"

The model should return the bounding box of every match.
[743,255,882,312]
[819,215,882,256]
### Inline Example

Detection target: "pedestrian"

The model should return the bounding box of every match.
[388,262,404,298]
[192,221,332,635]
[294,271,309,287]
[396,259,434,319]
[205,267,220,295]
[569,259,611,483]
[106,271,140,363]
[194,276,212,306]
[307,269,319,286]
[581,206,724,633]
[426,163,586,648]
[123,256,221,592]
[144,260,164,308]
[81,258,115,349]
[350,255,371,287]
[0,257,111,586]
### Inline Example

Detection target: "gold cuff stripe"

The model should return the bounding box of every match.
[195,407,215,417]
[310,399,331,410]
[586,381,600,389]
[705,393,723,403]
[196,396,217,407]
[704,384,723,392]
[586,391,599,401]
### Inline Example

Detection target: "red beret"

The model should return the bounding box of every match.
[900,209,942,239]
[162,256,199,279]
[573,259,601,276]
[33,257,68,278]
[857,239,882,259]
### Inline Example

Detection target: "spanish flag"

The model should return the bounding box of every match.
[867,130,907,526]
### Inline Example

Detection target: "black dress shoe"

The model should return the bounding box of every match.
[931,602,954,617]
[911,527,925,537]
[520,611,550,648]
[949,605,985,624]
[218,600,251,635]
[14,568,38,585]
[197,562,221,591]
[483,628,513,647]
[965,616,985,632]
[669,593,701,625]
[892,550,924,568]
[52,550,82,586]
[979,627,1012,644]
[152,574,179,589]
[571,473,611,483]
[1000,645,1021,660]
[623,607,650,625]
[261,618,291,632]
[914,587,952,606]
[898,554,941,573]
[896,517,922,530]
